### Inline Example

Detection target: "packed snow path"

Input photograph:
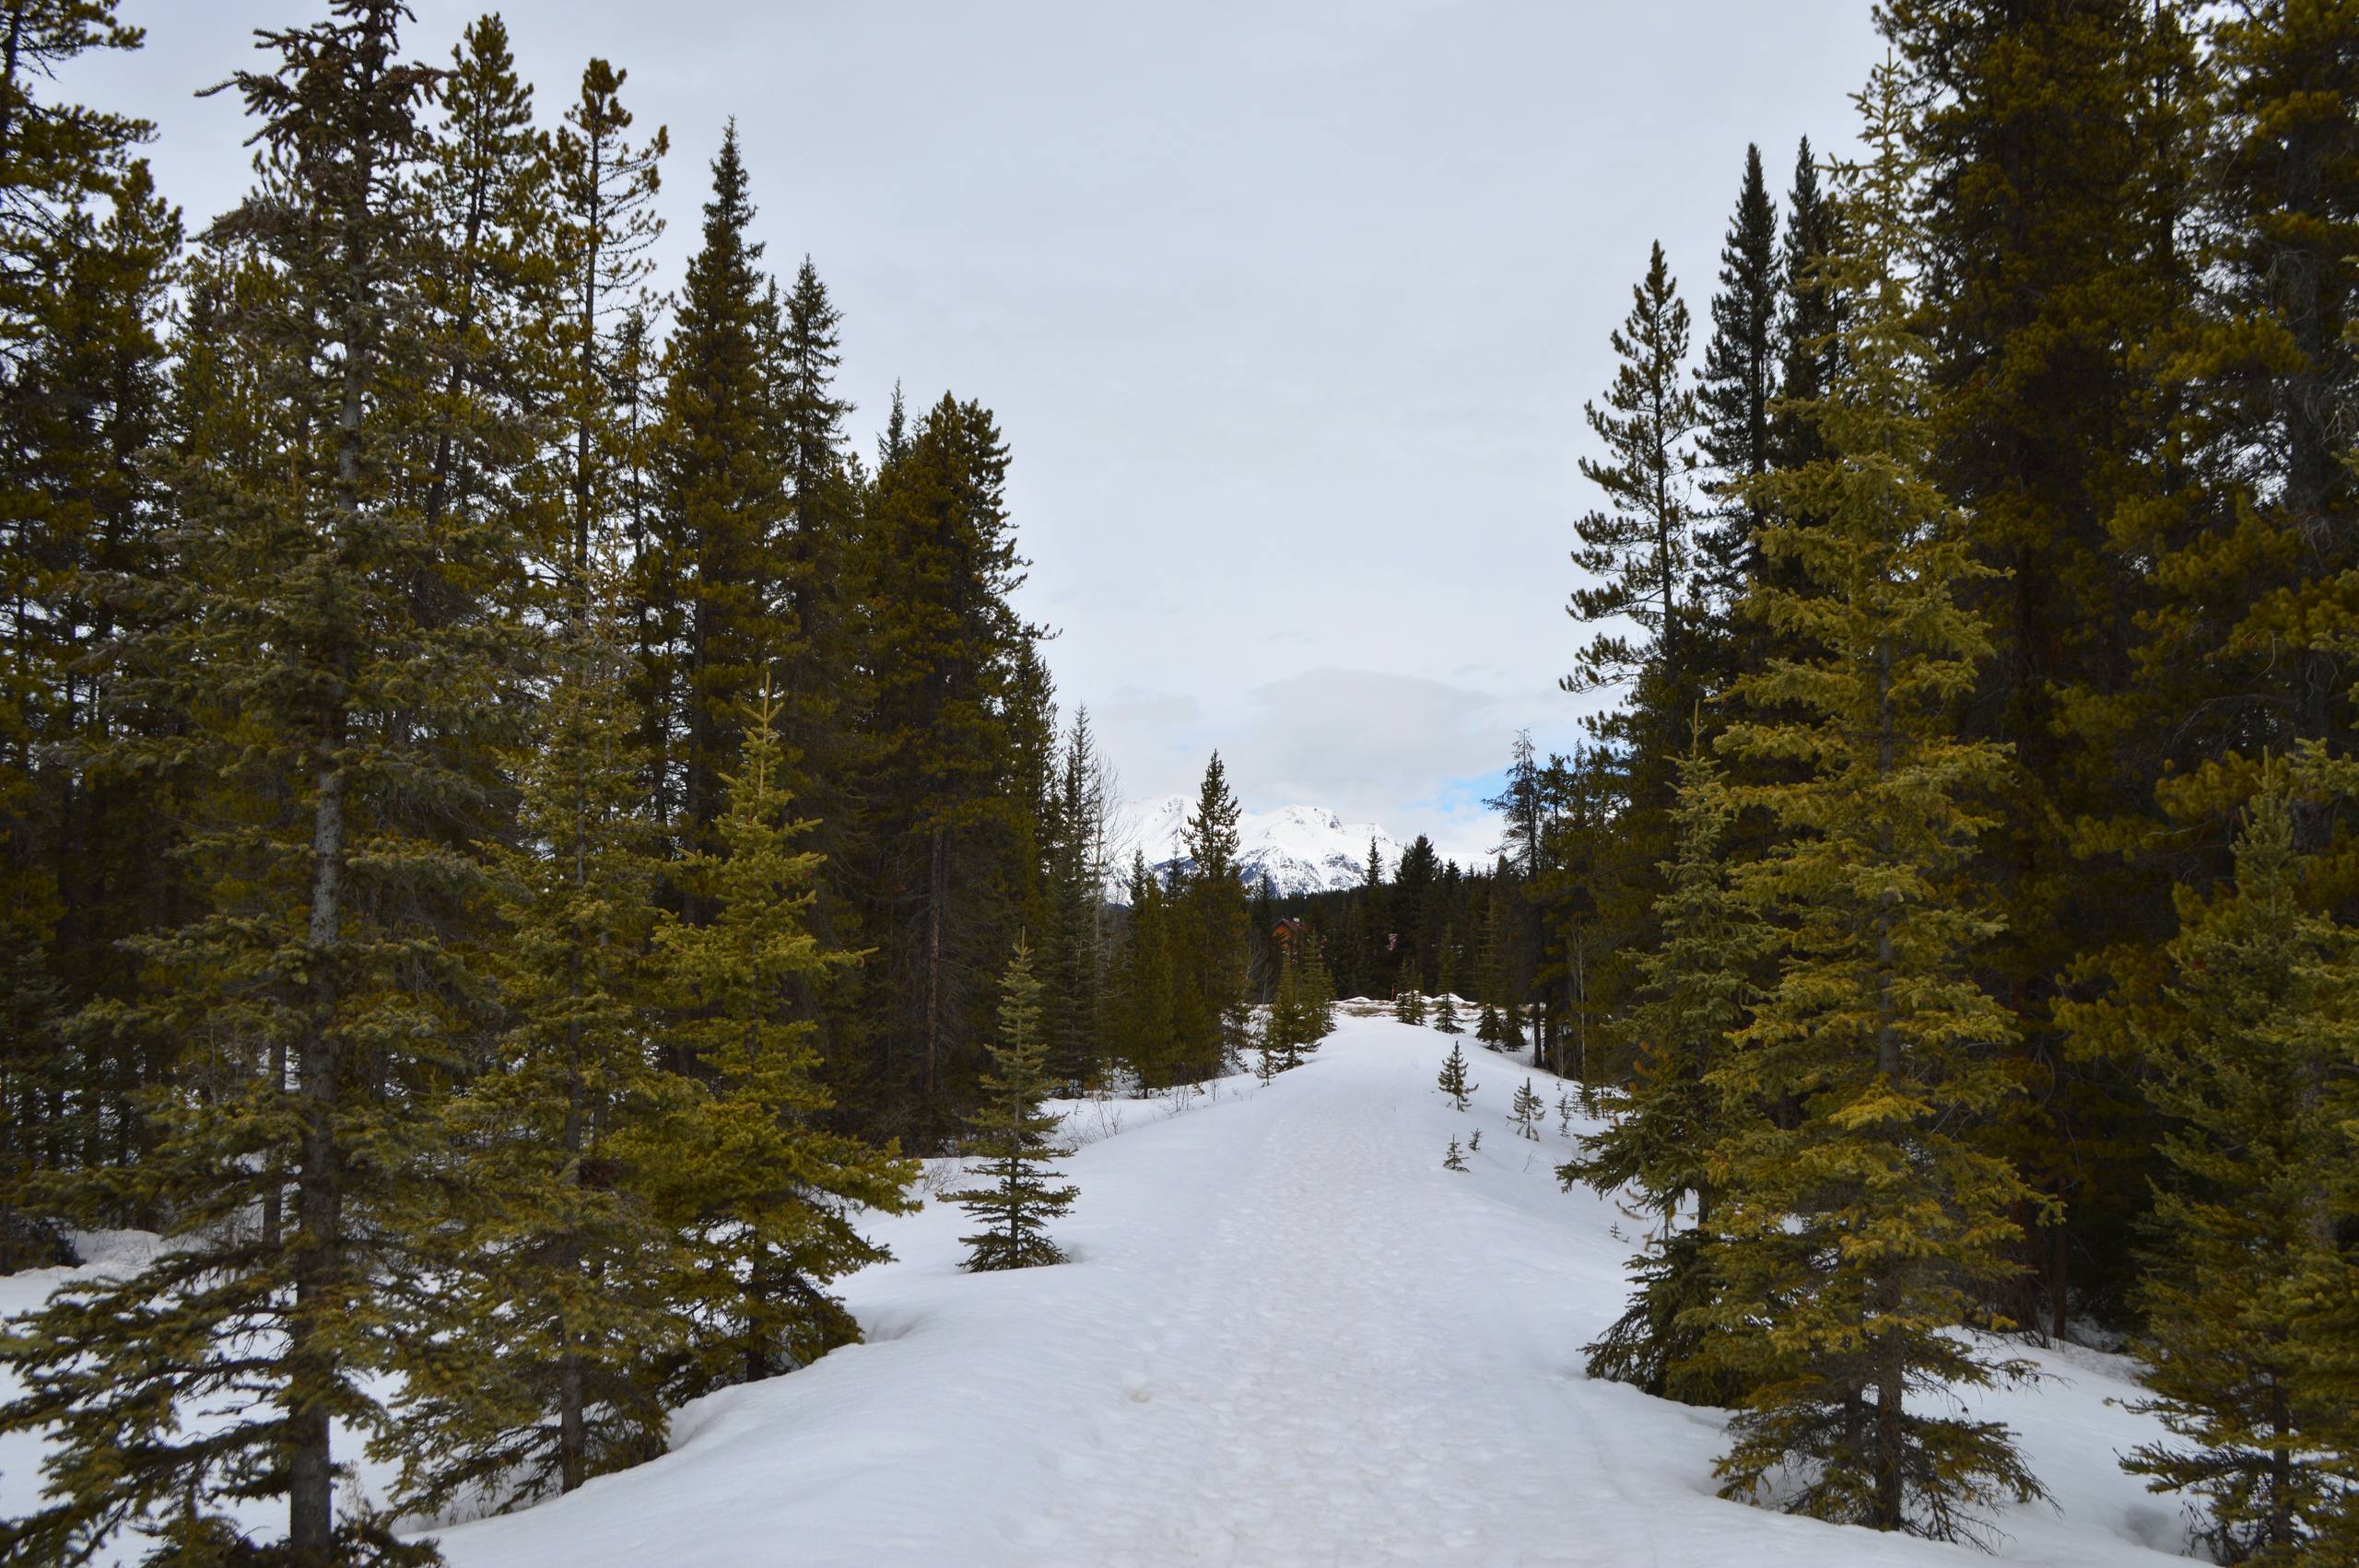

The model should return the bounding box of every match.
[420,1013,2189,1567]
[0,1014,2199,1566]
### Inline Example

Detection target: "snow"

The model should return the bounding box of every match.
[2,1014,2199,1566]
[1132,795,1406,896]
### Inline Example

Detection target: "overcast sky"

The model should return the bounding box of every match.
[70,1,1884,864]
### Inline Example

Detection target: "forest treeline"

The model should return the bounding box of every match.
[0,1,1271,1558]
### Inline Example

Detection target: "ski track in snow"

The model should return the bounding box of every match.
[2,1016,2194,1567]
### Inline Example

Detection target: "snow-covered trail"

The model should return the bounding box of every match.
[417,1013,2187,1568]
[0,1014,2194,1565]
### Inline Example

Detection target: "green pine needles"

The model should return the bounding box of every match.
[1509,1079,1544,1141]
[951,937,1080,1271]
[2124,774,2359,1564]
[1437,1041,1476,1110]
[1696,64,2045,1544]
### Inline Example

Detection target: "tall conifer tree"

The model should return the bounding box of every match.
[0,6,503,1556]
[1700,65,2043,1542]
[2125,778,2359,1564]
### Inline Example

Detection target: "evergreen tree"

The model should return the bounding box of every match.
[1881,0,2201,1329]
[648,683,918,1400]
[415,13,558,570]
[1473,1000,1502,1049]
[1109,848,1180,1084]
[1509,1078,1543,1141]
[1565,240,1703,700]
[384,538,675,1515]
[642,123,786,871]
[2124,779,2359,1564]
[548,55,665,582]
[1,7,493,1556]
[1392,985,1425,1025]
[1773,137,1841,480]
[1696,144,1781,635]
[1173,751,1249,1079]
[1430,989,1461,1035]
[1437,1040,1475,1111]
[1560,746,1763,1404]
[1700,65,2044,1542]
[856,390,1037,1131]
[1443,1137,1467,1173]
[949,935,1078,1270]
[1039,708,1109,1086]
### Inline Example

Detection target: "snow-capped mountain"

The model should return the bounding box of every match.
[1128,796,1402,897]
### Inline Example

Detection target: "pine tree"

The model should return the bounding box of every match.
[2124,778,2359,1565]
[1700,64,2045,1543]
[649,683,918,1400]
[1473,1000,1502,1048]
[1392,985,1425,1025]
[1560,746,1763,1404]
[1510,1078,1543,1141]
[855,390,1037,1129]
[950,935,1078,1270]
[1430,989,1461,1035]
[1443,1137,1468,1173]
[1565,240,1703,700]
[1109,848,1181,1084]
[642,123,787,872]
[1,7,495,1556]
[384,539,676,1514]
[415,13,558,571]
[1039,708,1110,1086]
[1173,751,1249,1079]
[1437,1040,1475,1110]
[1773,137,1841,480]
[549,55,665,582]
[1696,144,1781,638]
[1881,0,2203,1330]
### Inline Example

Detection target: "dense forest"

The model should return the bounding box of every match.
[0,1,1269,1558]
[1,0,2355,1562]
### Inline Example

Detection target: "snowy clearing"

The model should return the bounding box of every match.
[3,1013,2195,1566]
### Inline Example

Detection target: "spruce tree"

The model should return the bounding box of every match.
[381,539,677,1515]
[1430,989,1461,1035]
[1109,848,1181,1084]
[1773,137,1841,481]
[1696,143,1781,635]
[1443,1137,1468,1173]
[1509,1078,1543,1141]
[1437,1040,1475,1111]
[549,55,665,581]
[1,7,492,1557]
[1565,240,1703,700]
[1173,751,1249,1078]
[855,390,1037,1128]
[1473,1000,1502,1048]
[1881,0,2201,1330]
[2124,779,2359,1564]
[649,684,918,1399]
[1039,708,1110,1086]
[642,123,787,871]
[1700,65,2044,1543]
[415,13,558,569]
[950,935,1078,1270]
[1560,746,1763,1404]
